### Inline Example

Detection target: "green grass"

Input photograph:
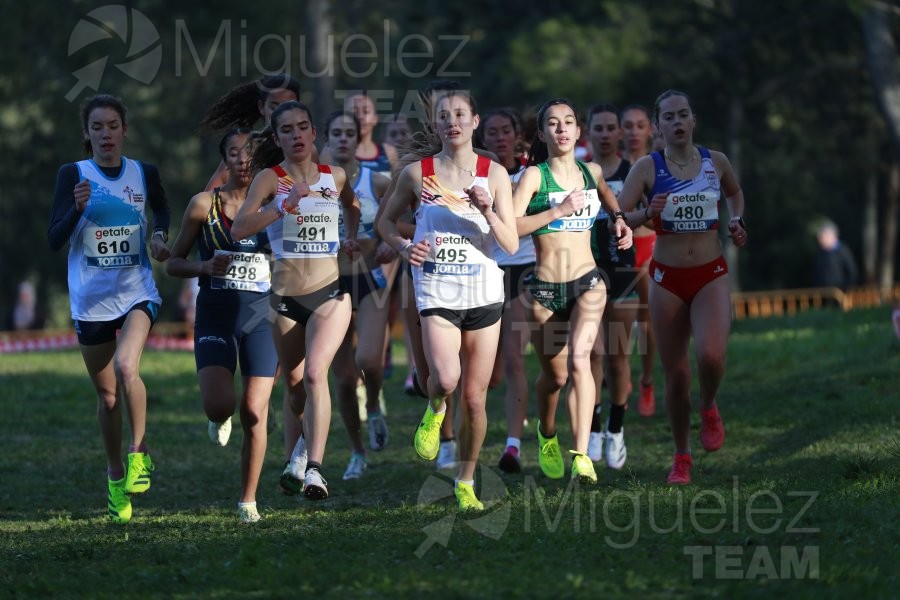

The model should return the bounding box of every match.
[1,307,899,598]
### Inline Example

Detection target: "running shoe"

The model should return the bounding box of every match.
[368,412,389,451]
[414,405,445,460]
[303,469,329,500]
[605,429,627,470]
[279,461,301,496]
[700,404,725,452]
[454,481,484,512]
[107,477,132,524]
[498,445,521,473]
[208,417,232,447]
[342,453,367,480]
[238,503,261,524]
[638,382,656,417]
[436,440,457,470]
[667,453,692,485]
[570,451,598,484]
[587,431,605,462]
[124,452,153,494]
[289,435,308,478]
[537,424,564,480]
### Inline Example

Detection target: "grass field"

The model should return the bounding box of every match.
[1,307,899,598]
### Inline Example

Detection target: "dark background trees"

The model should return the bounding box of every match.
[1,0,897,325]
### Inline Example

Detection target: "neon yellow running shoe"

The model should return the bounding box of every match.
[414,404,445,460]
[125,452,154,494]
[537,423,565,480]
[570,451,598,484]
[107,477,132,524]
[454,481,484,512]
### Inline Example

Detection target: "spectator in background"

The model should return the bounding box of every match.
[815,221,857,292]
[9,281,45,331]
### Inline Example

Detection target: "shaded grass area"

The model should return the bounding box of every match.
[1,307,899,598]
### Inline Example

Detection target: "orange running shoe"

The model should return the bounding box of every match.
[638,382,655,417]
[700,404,725,452]
[667,453,692,485]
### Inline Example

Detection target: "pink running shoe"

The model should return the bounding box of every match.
[638,382,656,417]
[700,404,725,452]
[667,453,692,485]
[498,446,522,473]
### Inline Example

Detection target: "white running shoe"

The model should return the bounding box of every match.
[605,429,627,470]
[289,435,308,480]
[368,412,389,451]
[435,440,458,470]
[587,431,605,462]
[303,469,328,500]
[237,503,261,523]
[342,453,367,480]
[208,417,232,447]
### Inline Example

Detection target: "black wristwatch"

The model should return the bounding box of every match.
[152,229,168,243]
[612,210,626,222]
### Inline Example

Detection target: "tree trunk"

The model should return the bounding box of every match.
[862,4,900,294]
[306,0,334,131]
[723,0,743,291]
[881,162,899,294]
[863,157,878,284]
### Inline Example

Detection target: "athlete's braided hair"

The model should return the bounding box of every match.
[198,73,301,133]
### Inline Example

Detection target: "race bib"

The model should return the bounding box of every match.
[423,233,481,276]
[545,189,601,232]
[210,250,271,292]
[83,225,142,268]
[281,210,339,256]
[660,190,719,233]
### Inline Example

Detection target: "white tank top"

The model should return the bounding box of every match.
[412,155,504,311]
[68,157,161,321]
[492,164,536,266]
[266,164,341,259]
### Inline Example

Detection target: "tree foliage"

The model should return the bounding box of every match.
[0,0,897,325]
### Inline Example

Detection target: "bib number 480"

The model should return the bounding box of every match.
[674,206,704,220]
